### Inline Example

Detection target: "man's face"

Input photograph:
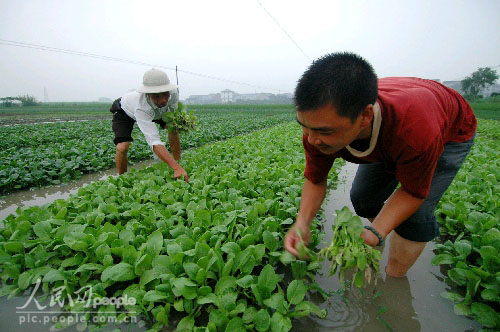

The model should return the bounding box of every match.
[296,103,372,155]
[149,91,170,108]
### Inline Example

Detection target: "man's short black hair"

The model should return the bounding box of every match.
[294,52,378,121]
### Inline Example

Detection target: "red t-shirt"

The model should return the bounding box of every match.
[303,77,477,199]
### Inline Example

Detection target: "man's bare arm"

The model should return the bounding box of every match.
[168,130,181,160]
[152,144,188,182]
[362,187,424,246]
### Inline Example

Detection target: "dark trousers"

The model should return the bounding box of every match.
[110,98,166,145]
[350,137,475,242]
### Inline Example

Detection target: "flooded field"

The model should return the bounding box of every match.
[0,162,481,332]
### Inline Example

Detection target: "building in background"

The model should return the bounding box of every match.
[220,89,237,104]
[184,93,222,104]
[184,90,293,104]
[481,83,500,97]
[443,81,463,94]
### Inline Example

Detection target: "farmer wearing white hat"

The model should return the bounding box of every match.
[110,68,188,182]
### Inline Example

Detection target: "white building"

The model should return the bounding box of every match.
[220,89,237,104]
[184,90,293,104]
[481,83,500,97]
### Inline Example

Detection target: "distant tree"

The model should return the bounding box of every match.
[461,67,499,99]
[16,94,40,106]
[0,96,16,107]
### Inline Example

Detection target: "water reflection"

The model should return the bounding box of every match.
[0,159,156,221]
[364,275,421,332]
[290,260,422,331]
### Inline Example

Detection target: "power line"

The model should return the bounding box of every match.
[0,39,281,92]
[254,0,312,62]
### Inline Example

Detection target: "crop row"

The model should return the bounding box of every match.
[433,119,500,330]
[0,122,344,331]
[0,108,295,193]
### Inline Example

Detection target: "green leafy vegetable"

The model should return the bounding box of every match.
[319,206,381,288]
[431,120,500,330]
[161,102,198,133]
[0,121,345,331]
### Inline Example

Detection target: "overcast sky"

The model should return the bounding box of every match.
[1,0,499,102]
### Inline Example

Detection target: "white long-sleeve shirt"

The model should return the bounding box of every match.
[120,89,179,147]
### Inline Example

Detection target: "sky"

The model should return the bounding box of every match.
[1,0,499,102]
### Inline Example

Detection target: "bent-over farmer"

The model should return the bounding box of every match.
[110,68,188,182]
[284,52,476,277]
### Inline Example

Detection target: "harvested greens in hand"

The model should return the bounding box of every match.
[319,206,382,288]
[162,102,198,133]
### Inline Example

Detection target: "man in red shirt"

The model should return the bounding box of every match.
[284,52,476,277]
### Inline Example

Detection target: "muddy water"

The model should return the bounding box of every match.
[0,159,156,221]
[0,163,481,331]
[0,119,90,127]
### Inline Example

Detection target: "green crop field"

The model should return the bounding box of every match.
[0,103,295,125]
[0,122,344,331]
[470,96,500,120]
[1,97,498,124]
[0,106,295,193]
[0,103,111,125]
[433,119,500,329]
[0,103,499,331]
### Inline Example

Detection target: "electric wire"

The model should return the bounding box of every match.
[254,0,312,62]
[1,39,497,91]
[0,39,281,92]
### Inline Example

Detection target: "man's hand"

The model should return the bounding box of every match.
[152,144,188,182]
[173,166,189,182]
[361,227,381,247]
[284,222,311,258]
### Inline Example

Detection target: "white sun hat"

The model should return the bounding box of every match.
[137,68,178,93]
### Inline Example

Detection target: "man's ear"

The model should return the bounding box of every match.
[359,104,374,127]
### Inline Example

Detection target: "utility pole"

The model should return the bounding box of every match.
[175,66,179,95]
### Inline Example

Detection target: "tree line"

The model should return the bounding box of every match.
[0,95,40,107]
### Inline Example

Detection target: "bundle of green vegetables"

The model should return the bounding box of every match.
[318,207,382,288]
[162,102,198,133]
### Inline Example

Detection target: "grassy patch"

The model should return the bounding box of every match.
[470,96,500,120]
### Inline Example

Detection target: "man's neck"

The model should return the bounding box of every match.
[358,116,374,140]
[349,117,373,151]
